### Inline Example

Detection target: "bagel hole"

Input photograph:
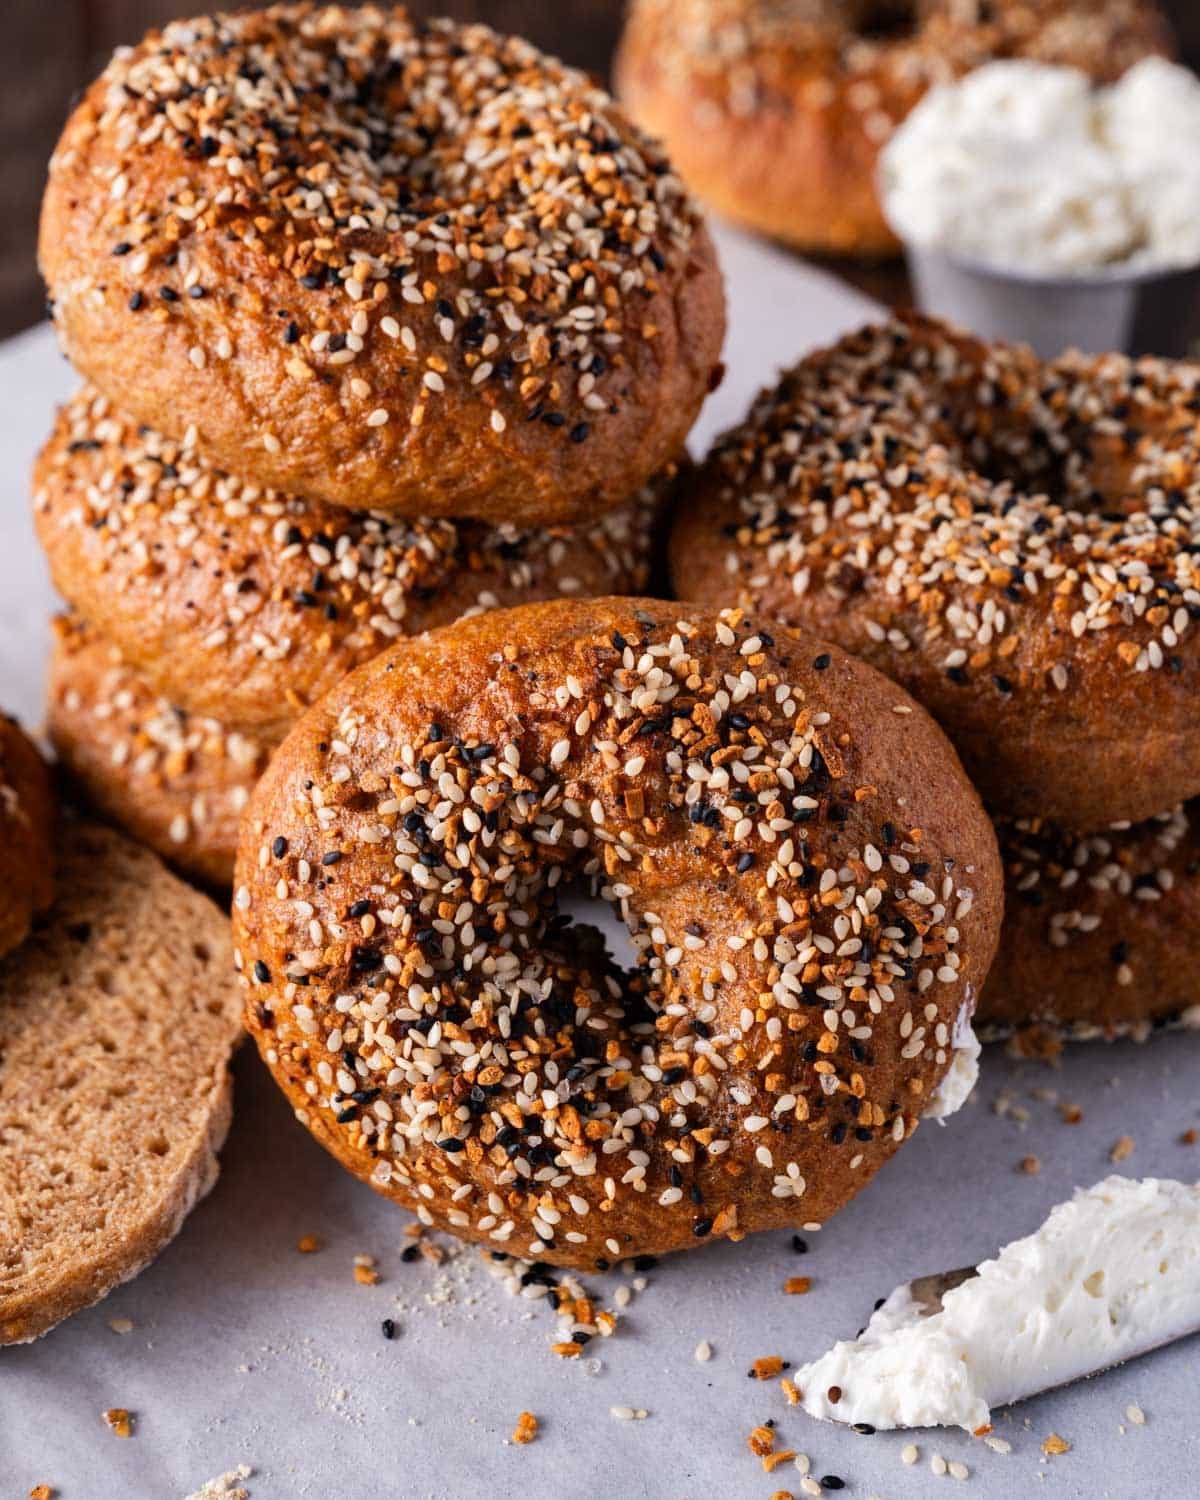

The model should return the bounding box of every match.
[556,885,641,976]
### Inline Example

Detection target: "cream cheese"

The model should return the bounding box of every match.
[880,58,1200,276]
[922,1002,980,1124]
[797,1176,1200,1431]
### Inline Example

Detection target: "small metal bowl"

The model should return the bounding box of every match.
[905,244,1200,359]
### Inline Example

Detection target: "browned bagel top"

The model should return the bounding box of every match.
[40,4,725,525]
[622,0,1170,108]
[234,596,1002,1266]
[35,386,663,736]
[671,314,1200,825]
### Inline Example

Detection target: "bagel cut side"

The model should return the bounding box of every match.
[0,822,242,1344]
[234,597,1002,1268]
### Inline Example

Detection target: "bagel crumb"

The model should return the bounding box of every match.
[511,1411,538,1445]
[103,1409,133,1438]
[764,1449,798,1472]
[749,1424,776,1455]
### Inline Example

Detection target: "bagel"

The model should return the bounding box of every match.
[39,4,725,527]
[34,385,664,737]
[979,802,1200,1041]
[233,596,1002,1267]
[47,617,271,888]
[671,315,1200,829]
[615,0,1171,257]
[0,717,55,959]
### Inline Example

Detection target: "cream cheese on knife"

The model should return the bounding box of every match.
[796,1176,1200,1431]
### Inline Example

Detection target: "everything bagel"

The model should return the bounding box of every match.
[39,4,725,527]
[47,617,271,887]
[35,386,664,737]
[233,597,1002,1267]
[671,316,1200,829]
[616,0,1170,257]
[980,802,1200,1040]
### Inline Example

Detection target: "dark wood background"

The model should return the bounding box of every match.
[5,0,1200,338]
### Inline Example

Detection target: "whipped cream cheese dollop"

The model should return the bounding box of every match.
[797,1176,1200,1431]
[880,58,1200,276]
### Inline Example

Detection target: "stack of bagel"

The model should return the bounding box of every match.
[671,313,1200,1045]
[25,2,1196,1280]
[33,3,725,887]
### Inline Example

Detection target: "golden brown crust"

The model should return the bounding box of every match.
[0,716,55,959]
[671,315,1200,828]
[616,0,1172,257]
[46,617,272,888]
[979,802,1200,1039]
[39,4,725,526]
[233,596,1002,1268]
[35,386,666,735]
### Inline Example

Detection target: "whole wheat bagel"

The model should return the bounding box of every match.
[979,802,1200,1041]
[47,617,271,888]
[35,385,665,736]
[671,315,1200,829]
[615,0,1171,257]
[39,4,725,527]
[233,596,1002,1267]
[0,716,55,958]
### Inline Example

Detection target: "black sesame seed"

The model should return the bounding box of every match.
[253,960,270,983]
[812,652,831,671]
[128,291,144,311]
[692,1217,713,1237]
[159,286,179,302]
[569,421,589,443]
[401,1244,420,1263]
[322,851,343,866]
[791,1235,808,1254]
[381,1318,396,1339]
[272,836,288,858]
